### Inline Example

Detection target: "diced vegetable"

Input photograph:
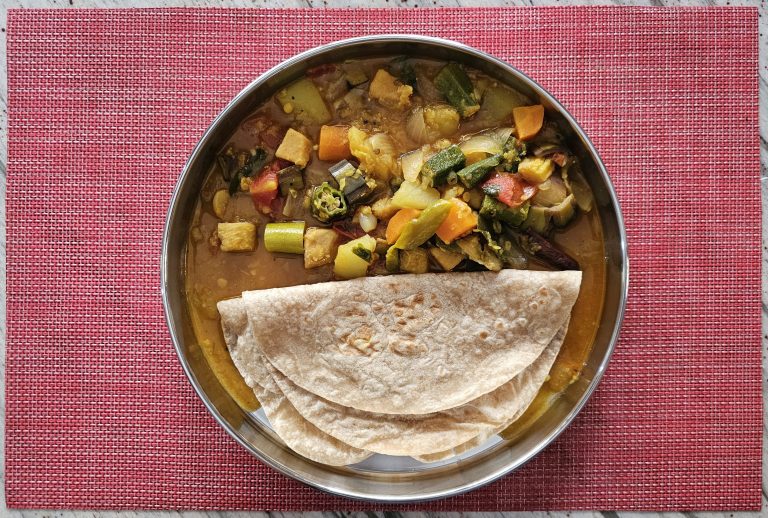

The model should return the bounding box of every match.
[562,163,594,212]
[424,105,460,139]
[435,198,478,243]
[480,196,530,227]
[482,172,537,208]
[355,205,378,233]
[421,145,465,186]
[518,157,555,184]
[523,205,550,234]
[456,234,502,271]
[218,222,256,252]
[434,63,480,118]
[212,189,230,219]
[250,168,280,213]
[369,69,413,110]
[513,105,545,141]
[318,125,351,162]
[459,134,503,158]
[393,199,452,250]
[276,78,332,124]
[457,154,502,189]
[406,105,460,144]
[371,196,400,221]
[334,234,376,279]
[548,193,576,227]
[275,128,313,168]
[310,182,348,222]
[386,208,421,244]
[400,148,425,183]
[477,86,530,123]
[385,246,400,272]
[277,166,304,196]
[532,176,568,207]
[329,159,373,205]
[264,221,305,254]
[348,127,400,179]
[399,247,429,274]
[342,63,368,86]
[227,148,268,195]
[391,181,440,210]
[429,246,464,271]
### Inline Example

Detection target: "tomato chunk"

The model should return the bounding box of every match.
[481,172,537,208]
[250,161,284,213]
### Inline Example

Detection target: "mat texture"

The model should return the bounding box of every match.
[5,7,761,511]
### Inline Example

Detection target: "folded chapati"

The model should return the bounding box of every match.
[263,320,568,456]
[219,298,372,466]
[240,270,581,415]
[412,320,567,463]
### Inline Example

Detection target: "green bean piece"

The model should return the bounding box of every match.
[457,154,502,188]
[394,199,452,250]
[420,145,465,187]
[263,221,306,254]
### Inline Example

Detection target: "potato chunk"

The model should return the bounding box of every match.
[399,247,429,274]
[518,157,555,184]
[369,69,413,110]
[275,128,312,167]
[303,227,340,269]
[218,222,256,252]
[429,246,464,271]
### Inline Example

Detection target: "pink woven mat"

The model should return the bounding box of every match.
[5,7,760,511]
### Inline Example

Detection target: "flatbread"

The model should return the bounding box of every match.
[412,320,567,463]
[241,269,581,415]
[219,298,372,466]
[263,321,567,456]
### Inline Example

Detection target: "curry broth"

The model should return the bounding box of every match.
[183,56,606,440]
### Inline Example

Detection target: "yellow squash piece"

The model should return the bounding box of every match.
[218,222,256,252]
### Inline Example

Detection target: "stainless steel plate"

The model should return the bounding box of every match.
[161,35,628,503]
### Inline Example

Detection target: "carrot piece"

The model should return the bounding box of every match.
[386,208,421,244]
[435,198,478,243]
[512,105,545,141]
[318,125,351,162]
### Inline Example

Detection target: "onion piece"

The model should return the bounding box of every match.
[494,127,514,145]
[400,148,425,183]
[406,107,429,144]
[562,163,594,212]
[459,134,502,156]
[367,132,397,159]
[355,206,378,233]
[532,176,568,207]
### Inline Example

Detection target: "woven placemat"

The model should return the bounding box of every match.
[6,7,761,511]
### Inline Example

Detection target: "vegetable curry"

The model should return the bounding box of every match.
[185,57,605,437]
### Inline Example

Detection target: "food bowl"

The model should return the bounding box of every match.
[161,35,628,502]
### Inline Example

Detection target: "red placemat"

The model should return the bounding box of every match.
[6,7,760,511]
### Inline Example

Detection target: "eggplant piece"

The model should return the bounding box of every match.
[329,159,373,205]
[514,228,579,270]
[277,166,304,196]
